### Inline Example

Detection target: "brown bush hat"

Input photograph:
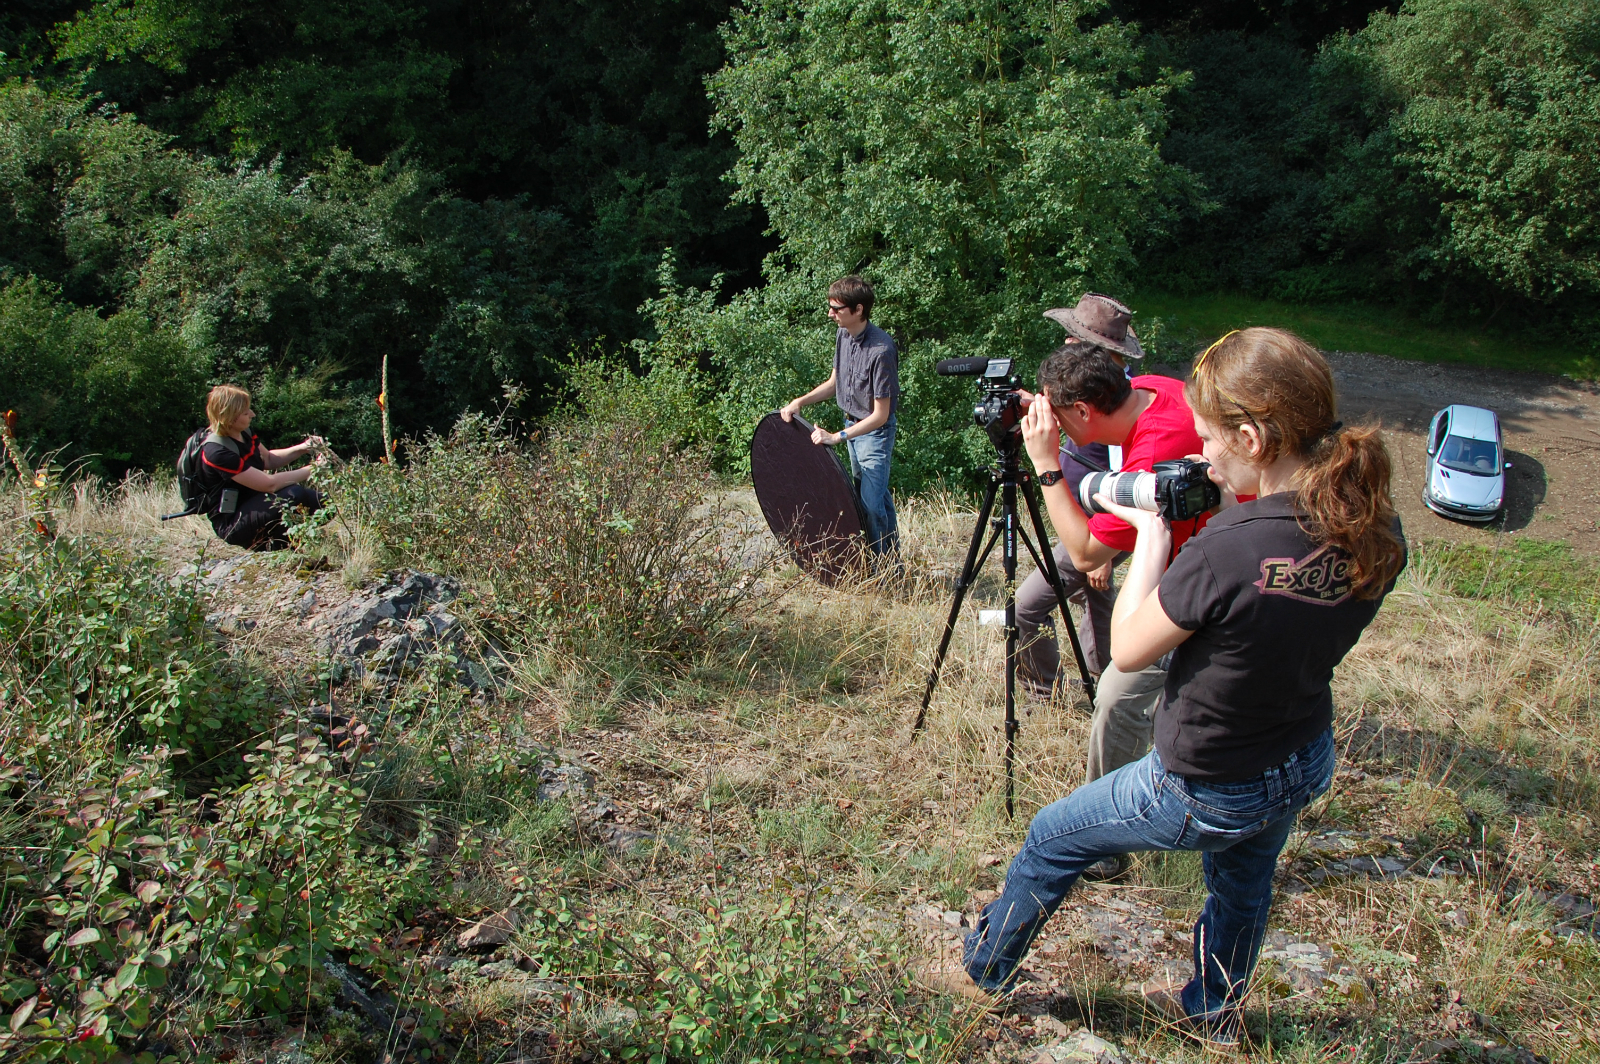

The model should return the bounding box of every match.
[1043,293,1144,359]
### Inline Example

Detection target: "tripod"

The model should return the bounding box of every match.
[910,441,1096,819]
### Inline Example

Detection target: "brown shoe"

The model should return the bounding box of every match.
[1141,979,1241,1047]
[910,956,1001,1009]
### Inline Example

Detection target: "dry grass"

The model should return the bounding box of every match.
[490,488,1600,1062]
[15,474,1600,1061]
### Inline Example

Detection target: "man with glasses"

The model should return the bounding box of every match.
[781,275,901,558]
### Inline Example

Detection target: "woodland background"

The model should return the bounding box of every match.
[2,0,1596,484]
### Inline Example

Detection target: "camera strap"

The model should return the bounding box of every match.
[1061,449,1109,474]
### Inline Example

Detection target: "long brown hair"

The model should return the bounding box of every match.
[1186,327,1404,598]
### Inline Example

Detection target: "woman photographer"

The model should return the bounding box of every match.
[921,328,1406,1045]
[198,384,325,551]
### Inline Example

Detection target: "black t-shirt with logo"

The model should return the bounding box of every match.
[199,429,266,530]
[1155,493,1406,782]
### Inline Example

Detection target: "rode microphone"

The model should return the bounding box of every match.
[936,357,1012,377]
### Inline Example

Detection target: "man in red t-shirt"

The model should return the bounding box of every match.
[1021,345,1211,820]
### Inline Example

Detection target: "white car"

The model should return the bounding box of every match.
[1423,404,1509,522]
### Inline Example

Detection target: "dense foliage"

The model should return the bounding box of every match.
[1150,0,1600,322]
[317,411,763,653]
[0,524,440,1059]
[2,0,1599,485]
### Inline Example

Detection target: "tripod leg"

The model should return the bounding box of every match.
[912,479,1000,735]
[1021,480,1097,704]
[1001,480,1019,820]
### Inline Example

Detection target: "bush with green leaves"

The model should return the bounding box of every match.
[1,737,440,1061]
[0,531,269,762]
[627,0,1187,489]
[0,78,575,468]
[509,894,951,1063]
[320,411,762,654]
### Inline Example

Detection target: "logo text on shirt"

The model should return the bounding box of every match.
[1255,543,1354,606]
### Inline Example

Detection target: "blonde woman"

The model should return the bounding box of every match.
[197,384,324,550]
[921,329,1406,1045]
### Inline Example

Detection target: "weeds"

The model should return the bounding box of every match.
[316,414,770,657]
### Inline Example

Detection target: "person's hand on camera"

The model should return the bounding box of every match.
[1092,493,1173,551]
[1020,389,1062,473]
[1188,452,1239,512]
[780,399,803,422]
[1088,559,1114,591]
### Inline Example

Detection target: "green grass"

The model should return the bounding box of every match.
[1414,537,1600,615]
[1131,290,1600,379]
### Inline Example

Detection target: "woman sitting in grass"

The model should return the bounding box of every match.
[918,328,1407,1046]
[197,384,325,551]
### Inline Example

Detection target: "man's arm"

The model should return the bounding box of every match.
[1019,395,1120,572]
[780,371,837,421]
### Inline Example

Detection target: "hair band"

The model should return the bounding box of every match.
[1192,329,1240,372]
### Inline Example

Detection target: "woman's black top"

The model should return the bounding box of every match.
[1156,493,1405,782]
[199,429,266,533]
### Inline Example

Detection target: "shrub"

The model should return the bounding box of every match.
[320,412,764,654]
[0,531,269,765]
[0,738,438,1060]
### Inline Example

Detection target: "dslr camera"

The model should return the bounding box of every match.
[1077,459,1221,522]
[936,357,1024,450]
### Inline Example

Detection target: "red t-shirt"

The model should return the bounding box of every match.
[1087,375,1210,553]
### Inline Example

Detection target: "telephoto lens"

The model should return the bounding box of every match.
[1078,470,1158,515]
[1075,459,1222,520]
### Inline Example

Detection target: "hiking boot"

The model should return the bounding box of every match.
[1141,979,1242,1047]
[1081,854,1130,882]
[909,956,1001,1009]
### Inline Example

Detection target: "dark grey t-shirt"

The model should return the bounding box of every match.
[1155,493,1405,782]
[833,322,899,421]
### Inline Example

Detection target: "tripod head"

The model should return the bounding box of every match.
[936,356,1026,457]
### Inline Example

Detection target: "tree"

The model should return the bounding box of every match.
[698,0,1188,486]
[1344,0,1600,303]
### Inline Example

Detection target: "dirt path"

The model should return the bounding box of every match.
[1156,351,1600,554]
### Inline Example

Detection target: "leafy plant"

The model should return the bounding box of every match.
[0,533,270,764]
[319,412,767,654]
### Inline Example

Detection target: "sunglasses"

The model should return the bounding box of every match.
[827,303,851,313]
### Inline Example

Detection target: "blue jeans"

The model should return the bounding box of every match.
[964,729,1334,1028]
[844,413,898,556]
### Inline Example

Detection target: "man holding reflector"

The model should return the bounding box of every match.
[781,275,901,558]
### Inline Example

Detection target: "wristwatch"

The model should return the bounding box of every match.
[1038,469,1065,487]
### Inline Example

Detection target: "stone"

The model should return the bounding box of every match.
[1027,1029,1125,1064]
[457,909,521,950]
[502,978,583,1007]
[424,609,459,638]
[372,633,425,676]
[537,763,594,801]
[942,910,965,928]
[604,828,658,855]
[593,1001,641,1030]
[342,633,381,656]
[1549,893,1596,920]
[295,589,316,617]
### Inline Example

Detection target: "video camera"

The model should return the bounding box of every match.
[936,357,1024,451]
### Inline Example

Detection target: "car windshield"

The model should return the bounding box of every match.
[1438,434,1500,475]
